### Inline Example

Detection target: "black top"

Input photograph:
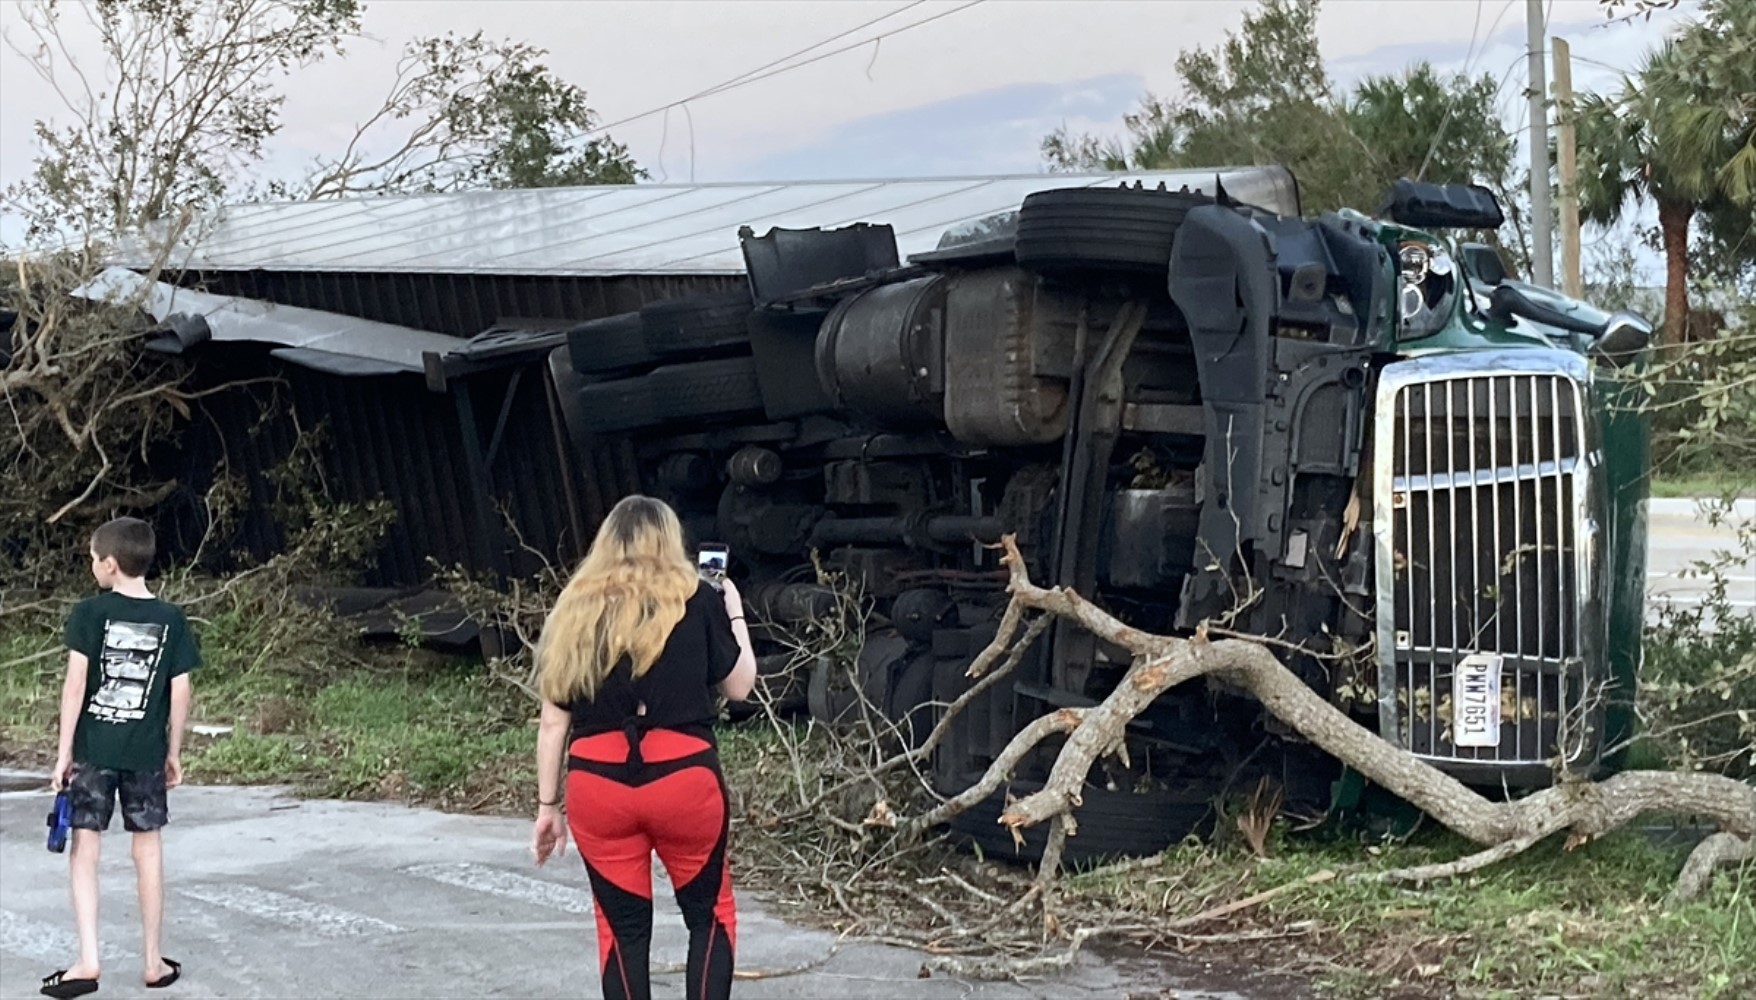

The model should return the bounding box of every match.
[563,580,740,743]
[63,592,202,772]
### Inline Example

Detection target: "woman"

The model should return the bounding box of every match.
[531,496,757,1000]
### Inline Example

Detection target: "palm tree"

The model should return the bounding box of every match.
[1574,5,1756,346]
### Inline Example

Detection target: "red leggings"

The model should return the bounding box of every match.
[567,728,736,1000]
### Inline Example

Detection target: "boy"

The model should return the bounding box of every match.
[43,517,199,999]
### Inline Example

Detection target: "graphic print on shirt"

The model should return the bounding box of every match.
[87,619,165,723]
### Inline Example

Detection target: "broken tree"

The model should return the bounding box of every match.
[902,535,1754,902]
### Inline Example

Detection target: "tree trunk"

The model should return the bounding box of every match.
[1657,198,1693,347]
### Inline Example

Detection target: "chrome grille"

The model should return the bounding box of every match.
[1372,351,1603,773]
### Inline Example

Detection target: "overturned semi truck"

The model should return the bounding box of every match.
[548,166,1654,862]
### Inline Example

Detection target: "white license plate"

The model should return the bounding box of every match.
[1452,653,1503,748]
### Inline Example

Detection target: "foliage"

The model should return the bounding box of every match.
[1574,0,1756,345]
[2,0,364,244]
[1042,0,1518,240]
[292,30,643,198]
[2,0,641,249]
[1648,324,1756,479]
[1,249,214,567]
[1640,502,1756,779]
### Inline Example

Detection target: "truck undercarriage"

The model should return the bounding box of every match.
[548,172,1651,862]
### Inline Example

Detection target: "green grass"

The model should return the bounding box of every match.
[1065,826,1755,999]
[1649,470,1754,499]
[0,618,536,813]
[0,631,63,760]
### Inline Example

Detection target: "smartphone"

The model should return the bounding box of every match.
[697,542,729,588]
[46,790,71,854]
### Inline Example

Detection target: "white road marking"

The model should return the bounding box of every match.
[178,884,403,938]
[1649,595,1756,608]
[404,863,594,915]
[0,910,135,964]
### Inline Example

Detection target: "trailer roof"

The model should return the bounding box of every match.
[111,168,1300,277]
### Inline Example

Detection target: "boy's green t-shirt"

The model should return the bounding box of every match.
[63,592,201,772]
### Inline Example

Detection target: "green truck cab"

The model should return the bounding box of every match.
[1359,181,1652,785]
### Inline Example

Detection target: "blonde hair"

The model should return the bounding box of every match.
[537,495,700,704]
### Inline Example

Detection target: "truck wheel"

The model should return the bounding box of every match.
[640,291,754,357]
[650,356,765,422]
[947,777,1214,866]
[568,313,654,374]
[1014,188,1211,276]
[571,375,661,433]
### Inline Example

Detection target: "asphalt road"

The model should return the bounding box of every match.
[0,785,1264,1000]
[1644,498,1756,623]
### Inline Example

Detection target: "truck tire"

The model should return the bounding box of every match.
[947,776,1214,867]
[640,291,754,358]
[571,375,660,433]
[1014,187,1210,276]
[568,313,653,374]
[648,356,764,423]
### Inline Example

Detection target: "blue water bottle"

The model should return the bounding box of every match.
[46,791,72,853]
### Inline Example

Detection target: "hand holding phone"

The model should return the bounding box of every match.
[697,543,729,589]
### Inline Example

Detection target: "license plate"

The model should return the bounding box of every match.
[1452,653,1503,748]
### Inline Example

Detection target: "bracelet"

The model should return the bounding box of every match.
[730,615,745,622]
[538,795,562,807]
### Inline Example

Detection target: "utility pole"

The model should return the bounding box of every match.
[1527,0,1553,287]
[1553,36,1582,299]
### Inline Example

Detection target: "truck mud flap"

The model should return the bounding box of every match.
[1168,204,1277,597]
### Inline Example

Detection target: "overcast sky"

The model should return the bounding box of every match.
[0,0,1688,270]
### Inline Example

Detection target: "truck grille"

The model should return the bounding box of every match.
[1372,351,1603,775]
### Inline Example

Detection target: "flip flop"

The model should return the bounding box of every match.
[146,958,181,989]
[40,970,99,998]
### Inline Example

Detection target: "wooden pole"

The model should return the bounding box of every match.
[1554,36,1582,299]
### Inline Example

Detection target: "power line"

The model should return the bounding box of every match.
[1417,0,1497,180]
[583,1,978,140]
[1415,0,1523,180]
[1461,0,1488,71]
[685,2,927,106]
[1571,53,1636,76]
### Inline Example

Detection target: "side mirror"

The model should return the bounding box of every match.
[1591,313,1652,368]
[1488,284,1603,336]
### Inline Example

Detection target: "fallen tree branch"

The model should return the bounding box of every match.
[927,534,1756,901]
[1671,832,1753,904]
[904,707,1085,835]
[1379,835,1545,885]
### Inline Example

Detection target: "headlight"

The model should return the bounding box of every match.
[1398,241,1457,338]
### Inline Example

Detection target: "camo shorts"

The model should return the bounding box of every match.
[67,764,168,833]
